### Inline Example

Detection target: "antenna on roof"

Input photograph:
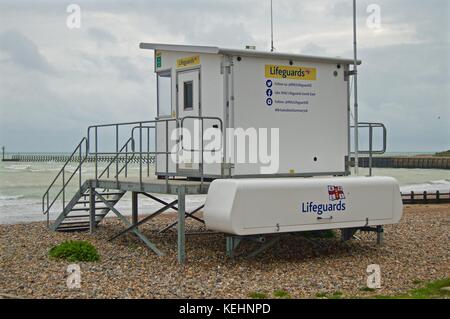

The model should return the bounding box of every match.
[270,0,275,51]
[352,0,359,175]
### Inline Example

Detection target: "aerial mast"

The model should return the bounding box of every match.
[270,0,274,51]
[352,0,359,175]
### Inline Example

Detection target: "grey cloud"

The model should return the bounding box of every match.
[355,41,449,151]
[0,0,448,153]
[330,1,353,18]
[301,42,328,56]
[108,56,145,82]
[88,27,117,46]
[0,29,55,74]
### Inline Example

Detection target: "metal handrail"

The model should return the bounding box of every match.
[87,118,178,188]
[98,137,135,180]
[43,116,224,226]
[42,137,88,225]
[350,122,387,176]
[350,122,387,155]
[131,125,155,178]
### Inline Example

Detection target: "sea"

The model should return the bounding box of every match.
[0,155,449,224]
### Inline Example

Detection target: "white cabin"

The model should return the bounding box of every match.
[140,43,360,179]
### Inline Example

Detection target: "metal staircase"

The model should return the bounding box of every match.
[51,183,126,232]
[43,135,136,232]
[42,117,219,232]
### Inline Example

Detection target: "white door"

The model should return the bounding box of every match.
[177,69,201,173]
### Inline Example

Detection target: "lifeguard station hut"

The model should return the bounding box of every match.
[42,43,403,263]
[142,43,354,178]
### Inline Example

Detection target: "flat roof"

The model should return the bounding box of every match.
[139,42,361,65]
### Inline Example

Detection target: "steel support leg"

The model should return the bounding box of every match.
[89,186,96,234]
[226,236,242,258]
[131,191,138,226]
[376,226,384,245]
[177,187,186,264]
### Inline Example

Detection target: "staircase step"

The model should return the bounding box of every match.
[57,219,103,228]
[65,214,107,219]
[75,199,117,204]
[81,192,125,197]
[56,225,90,232]
[59,220,91,226]
[70,207,111,212]
[51,187,125,232]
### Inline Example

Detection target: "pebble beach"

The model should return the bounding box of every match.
[0,204,449,299]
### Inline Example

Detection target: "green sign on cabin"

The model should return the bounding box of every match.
[156,53,162,68]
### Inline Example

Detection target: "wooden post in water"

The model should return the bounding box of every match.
[1,146,4,160]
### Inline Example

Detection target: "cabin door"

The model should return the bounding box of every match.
[177,68,201,174]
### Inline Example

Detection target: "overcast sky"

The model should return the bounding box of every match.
[0,0,448,152]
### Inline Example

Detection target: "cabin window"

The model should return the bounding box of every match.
[183,81,193,110]
[157,71,171,117]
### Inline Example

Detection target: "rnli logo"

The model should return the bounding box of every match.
[300,185,347,215]
[328,185,345,201]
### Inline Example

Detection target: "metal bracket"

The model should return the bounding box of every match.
[220,60,232,74]
[341,227,359,242]
[226,235,281,258]
[159,204,205,233]
[95,191,165,256]
[358,225,384,245]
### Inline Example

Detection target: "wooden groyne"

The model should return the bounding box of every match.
[351,156,450,169]
[3,154,449,169]
[402,191,450,204]
[2,154,156,164]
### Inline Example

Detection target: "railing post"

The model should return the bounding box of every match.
[95,127,98,180]
[200,118,204,186]
[89,185,96,234]
[116,125,119,187]
[165,120,169,191]
[45,194,49,227]
[125,144,128,178]
[369,124,373,176]
[62,168,65,209]
[139,122,143,189]
[147,127,150,177]
[79,144,82,190]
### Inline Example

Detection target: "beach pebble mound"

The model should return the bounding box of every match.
[0,204,449,298]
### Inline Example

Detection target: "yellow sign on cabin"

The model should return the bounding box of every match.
[176,55,200,68]
[265,64,317,81]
